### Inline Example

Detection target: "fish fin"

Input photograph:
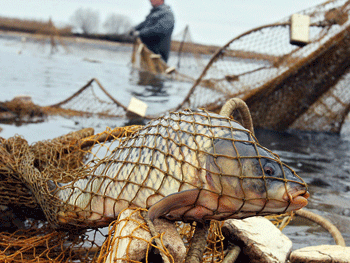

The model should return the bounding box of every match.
[148,189,200,221]
[146,193,164,208]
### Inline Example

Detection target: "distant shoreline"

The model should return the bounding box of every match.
[0,15,220,55]
[1,30,222,54]
[0,29,134,50]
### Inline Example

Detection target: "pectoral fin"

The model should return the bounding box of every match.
[148,189,200,221]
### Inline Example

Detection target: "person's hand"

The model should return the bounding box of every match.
[127,29,140,37]
[126,29,134,36]
[131,30,140,37]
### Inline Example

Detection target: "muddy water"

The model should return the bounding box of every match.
[1,33,350,249]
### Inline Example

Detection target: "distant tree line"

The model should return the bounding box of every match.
[0,7,135,43]
[70,7,132,35]
[0,16,72,35]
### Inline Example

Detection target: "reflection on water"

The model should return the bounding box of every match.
[1,33,350,249]
[127,68,193,115]
[130,70,169,100]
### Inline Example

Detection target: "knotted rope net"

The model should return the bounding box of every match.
[176,0,350,133]
[22,0,349,133]
[0,98,310,262]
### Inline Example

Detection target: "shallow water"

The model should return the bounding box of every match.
[1,32,350,249]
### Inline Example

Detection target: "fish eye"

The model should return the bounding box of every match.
[263,162,275,176]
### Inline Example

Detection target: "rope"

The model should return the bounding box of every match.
[141,210,171,263]
[184,222,210,263]
[219,98,255,135]
[222,245,241,263]
[295,209,346,247]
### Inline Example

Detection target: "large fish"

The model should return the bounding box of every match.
[55,109,309,227]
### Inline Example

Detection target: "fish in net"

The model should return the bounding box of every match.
[0,99,309,262]
[49,108,309,228]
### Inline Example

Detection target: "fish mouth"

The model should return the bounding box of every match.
[283,189,310,210]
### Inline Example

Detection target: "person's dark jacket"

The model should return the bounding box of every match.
[135,4,175,62]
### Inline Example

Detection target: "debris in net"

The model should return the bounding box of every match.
[0,95,46,123]
[184,221,210,263]
[104,208,151,263]
[290,245,350,263]
[152,217,186,263]
[222,217,293,263]
[101,208,185,263]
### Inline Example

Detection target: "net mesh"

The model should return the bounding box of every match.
[96,208,227,263]
[176,0,350,133]
[30,0,350,133]
[0,105,306,262]
[171,25,213,77]
[3,1,350,261]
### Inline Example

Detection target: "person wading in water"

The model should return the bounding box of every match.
[130,0,175,62]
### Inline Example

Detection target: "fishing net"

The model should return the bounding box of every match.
[44,78,128,119]
[171,25,214,78]
[31,0,350,133]
[177,0,350,133]
[97,210,226,263]
[132,25,212,79]
[0,126,141,262]
[0,101,308,262]
[0,95,46,124]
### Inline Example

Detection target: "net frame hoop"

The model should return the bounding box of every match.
[175,0,346,111]
[219,98,254,135]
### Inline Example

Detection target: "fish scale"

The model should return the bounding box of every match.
[56,109,308,226]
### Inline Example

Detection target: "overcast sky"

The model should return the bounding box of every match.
[0,0,325,45]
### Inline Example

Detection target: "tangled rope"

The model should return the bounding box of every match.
[295,209,346,246]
